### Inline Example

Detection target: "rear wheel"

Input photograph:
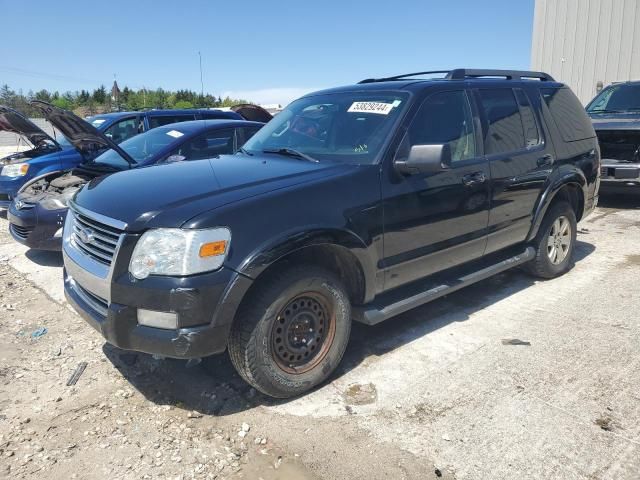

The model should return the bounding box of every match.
[228,265,351,398]
[524,201,577,279]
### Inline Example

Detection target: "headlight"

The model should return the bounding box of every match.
[1,163,29,178]
[129,227,231,280]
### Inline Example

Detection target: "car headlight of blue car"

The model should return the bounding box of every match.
[1,163,29,177]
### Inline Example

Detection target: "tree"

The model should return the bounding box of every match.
[0,84,15,106]
[174,100,194,109]
[92,85,107,104]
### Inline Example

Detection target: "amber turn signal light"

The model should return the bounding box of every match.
[199,240,227,257]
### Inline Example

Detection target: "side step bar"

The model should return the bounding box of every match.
[353,247,535,325]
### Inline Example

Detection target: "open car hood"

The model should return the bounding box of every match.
[29,101,134,165]
[231,104,273,123]
[0,105,60,149]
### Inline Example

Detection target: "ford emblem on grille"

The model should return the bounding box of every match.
[78,227,95,245]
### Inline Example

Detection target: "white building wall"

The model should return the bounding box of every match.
[532,0,640,104]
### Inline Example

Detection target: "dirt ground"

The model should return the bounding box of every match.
[0,194,639,480]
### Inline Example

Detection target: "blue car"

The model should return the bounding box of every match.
[8,115,265,250]
[0,102,245,212]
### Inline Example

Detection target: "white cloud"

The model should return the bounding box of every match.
[220,87,322,107]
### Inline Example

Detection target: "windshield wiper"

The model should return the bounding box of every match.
[262,148,319,163]
[239,147,254,156]
[590,109,625,113]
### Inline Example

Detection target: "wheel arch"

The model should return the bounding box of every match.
[526,170,586,242]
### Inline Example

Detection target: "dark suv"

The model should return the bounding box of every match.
[587,81,640,193]
[62,69,600,398]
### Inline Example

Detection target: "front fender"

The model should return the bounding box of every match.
[526,166,587,241]
[236,227,377,299]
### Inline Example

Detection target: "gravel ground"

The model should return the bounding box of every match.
[0,194,639,479]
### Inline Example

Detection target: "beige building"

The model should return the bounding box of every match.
[531,0,640,104]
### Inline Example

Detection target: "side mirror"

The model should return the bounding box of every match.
[165,154,186,163]
[394,144,451,175]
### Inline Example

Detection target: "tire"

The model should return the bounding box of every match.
[524,201,577,279]
[228,265,352,398]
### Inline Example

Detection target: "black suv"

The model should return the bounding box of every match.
[62,69,600,398]
[587,81,640,193]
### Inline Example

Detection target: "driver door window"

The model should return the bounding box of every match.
[395,90,476,164]
[104,117,138,144]
[174,128,235,160]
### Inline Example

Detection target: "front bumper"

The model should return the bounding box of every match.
[63,211,252,358]
[600,162,640,191]
[7,202,65,251]
[64,268,234,358]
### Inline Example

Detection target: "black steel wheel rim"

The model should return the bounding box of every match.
[271,292,336,374]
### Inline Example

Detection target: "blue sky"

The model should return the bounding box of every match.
[0,0,535,105]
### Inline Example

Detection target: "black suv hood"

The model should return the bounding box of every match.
[30,101,133,164]
[590,112,640,131]
[0,105,60,149]
[73,154,355,230]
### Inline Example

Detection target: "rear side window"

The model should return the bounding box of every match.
[148,114,196,129]
[514,89,540,148]
[541,88,595,142]
[479,89,526,155]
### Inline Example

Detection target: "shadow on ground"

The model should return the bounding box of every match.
[25,249,63,267]
[598,192,640,209]
[104,240,596,416]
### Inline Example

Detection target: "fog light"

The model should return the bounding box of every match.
[53,227,63,238]
[137,309,178,330]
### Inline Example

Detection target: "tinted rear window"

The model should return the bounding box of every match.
[478,89,526,155]
[541,88,595,142]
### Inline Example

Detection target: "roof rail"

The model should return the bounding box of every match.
[358,69,555,84]
[447,69,555,81]
[358,71,452,84]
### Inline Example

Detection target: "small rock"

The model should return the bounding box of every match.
[241,423,250,433]
[34,446,44,453]
[435,467,443,477]
[238,431,247,439]
[260,438,267,445]
[442,434,451,441]
[187,411,202,419]
[254,437,262,445]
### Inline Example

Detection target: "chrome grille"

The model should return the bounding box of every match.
[70,209,123,266]
[9,223,33,240]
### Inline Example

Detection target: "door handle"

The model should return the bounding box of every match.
[462,171,487,186]
[537,154,554,167]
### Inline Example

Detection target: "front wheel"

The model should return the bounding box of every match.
[524,201,577,279]
[228,265,352,398]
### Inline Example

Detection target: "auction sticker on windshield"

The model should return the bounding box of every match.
[166,130,184,138]
[91,119,106,126]
[348,102,395,115]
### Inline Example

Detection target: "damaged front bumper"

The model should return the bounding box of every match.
[62,206,251,358]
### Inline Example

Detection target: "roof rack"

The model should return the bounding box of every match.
[358,69,555,84]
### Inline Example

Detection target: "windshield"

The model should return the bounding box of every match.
[587,84,640,113]
[92,125,186,169]
[242,92,410,164]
